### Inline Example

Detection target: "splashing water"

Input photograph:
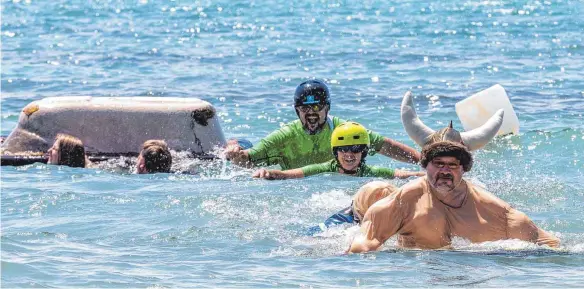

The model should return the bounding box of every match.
[2,0,584,287]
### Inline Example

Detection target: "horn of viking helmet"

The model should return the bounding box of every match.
[401,91,505,151]
[460,109,505,151]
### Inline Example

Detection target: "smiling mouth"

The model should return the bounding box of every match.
[343,157,357,165]
[306,115,319,125]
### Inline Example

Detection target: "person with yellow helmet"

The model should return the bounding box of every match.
[253,122,424,180]
[225,80,420,171]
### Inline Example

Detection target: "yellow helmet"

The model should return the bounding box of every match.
[331,122,370,149]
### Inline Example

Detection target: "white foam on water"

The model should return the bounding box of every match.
[305,189,351,211]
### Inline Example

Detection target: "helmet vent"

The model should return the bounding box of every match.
[338,137,344,140]
[353,136,360,139]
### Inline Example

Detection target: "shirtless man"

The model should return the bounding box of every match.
[348,141,560,253]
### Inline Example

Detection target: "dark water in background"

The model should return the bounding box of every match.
[1,0,583,287]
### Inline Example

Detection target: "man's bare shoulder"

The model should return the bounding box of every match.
[398,177,427,202]
[468,180,510,209]
[365,177,426,215]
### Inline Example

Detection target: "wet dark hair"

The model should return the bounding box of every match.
[140,140,172,173]
[420,141,473,172]
[55,134,86,168]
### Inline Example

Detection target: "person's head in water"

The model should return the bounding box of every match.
[294,79,331,134]
[331,122,370,174]
[47,134,86,168]
[420,141,473,193]
[352,181,398,223]
[141,139,169,151]
[136,140,172,174]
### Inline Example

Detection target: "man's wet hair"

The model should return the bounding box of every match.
[140,140,172,173]
[420,141,473,172]
[141,139,169,151]
[56,134,86,168]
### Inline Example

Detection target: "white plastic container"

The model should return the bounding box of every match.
[455,84,520,135]
[1,96,226,155]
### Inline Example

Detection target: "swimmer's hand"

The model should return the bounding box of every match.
[224,139,242,160]
[253,168,276,180]
[224,139,253,168]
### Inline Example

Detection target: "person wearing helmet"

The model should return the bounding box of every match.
[292,78,332,135]
[252,122,424,180]
[225,79,420,170]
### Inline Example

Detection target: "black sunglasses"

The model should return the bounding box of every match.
[296,104,327,113]
[336,145,367,153]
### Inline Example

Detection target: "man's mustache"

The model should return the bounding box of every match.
[437,173,453,179]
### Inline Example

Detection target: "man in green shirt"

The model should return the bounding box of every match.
[252,122,424,180]
[225,80,420,170]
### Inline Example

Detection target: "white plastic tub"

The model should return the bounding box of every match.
[1,96,226,155]
[455,84,520,135]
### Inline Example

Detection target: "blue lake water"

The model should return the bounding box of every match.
[1,0,584,287]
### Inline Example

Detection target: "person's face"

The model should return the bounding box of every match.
[47,142,60,165]
[337,150,362,172]
[426,156,464,193]
[136,154,147,174]
[296,103,329,134]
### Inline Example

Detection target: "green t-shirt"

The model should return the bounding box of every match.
[247,116,385,170]
[300,159,395,178]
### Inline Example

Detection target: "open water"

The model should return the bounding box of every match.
[1,0,584,287]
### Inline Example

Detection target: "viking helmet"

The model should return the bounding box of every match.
[401,91,504,151]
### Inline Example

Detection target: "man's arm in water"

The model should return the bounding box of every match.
[226,126,292,168]
[348,220,384,253]
[506,208,560,248]
[252,159,333,180]
[348,194,403,253]
[252,168,304,180]
[377,137,421,164]
[393,169,425,179]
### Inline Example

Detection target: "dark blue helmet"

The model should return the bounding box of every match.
[294,80,331,107]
